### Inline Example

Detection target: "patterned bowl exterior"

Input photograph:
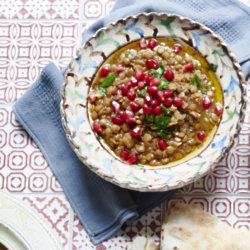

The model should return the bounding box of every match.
[60,12,246,192]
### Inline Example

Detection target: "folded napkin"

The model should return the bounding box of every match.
[13,0,250,245]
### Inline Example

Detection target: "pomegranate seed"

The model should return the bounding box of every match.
[215,103,223,116]
[158,139,167,150]
[151,99,160,108]
[197,131,205,141]
[147,86,158,96]
[121,84,129,95]
[173,97,183,107]
[112,116,124,125]
[130,126,142,137]
[144,93,152,105]
[163,98,172,107]
[88,92,96,104]
[139,38,148,49]
[119,111,126,120]
[149,77,161,86]
[134,69,144,81]
[146,76,154,85]
[100,66,109,77]
[125,116,135,125]
[120,111,126,119]
[127,110,134,116]
[127,88,136,101]
[114,65,123,74]
[156,91,165,102]
[127,81,134,89]
[128,154,138,164]
[143,104,152,114]
[173,44,182,53]
[130,76,138,87]
[184,62,194,72]
[164,70,174,81]
[116,89,122,96]
[121,149,129,161]
[138,81,145,90]
[126,116,136,125]
[148,38,157,49]
[112,100,120,110]
[163,89,174,98]
[120,110,127,119]
[153,106,162,115]
[143,73,150,82]
[146,59,159,69]
[93,122,102,133]
[203,96,212,109]
[111,100,120,112]
[121,110,136,125]
[130,101,141,112]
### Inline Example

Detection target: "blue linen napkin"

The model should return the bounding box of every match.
[13,0,250,245]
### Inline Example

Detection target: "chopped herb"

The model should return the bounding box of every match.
[162,106,171,114]
[145,114,153,122]
[150,62,165,77]
[136,87,147,97]
[190,74,198,86]
[157,78,169,90]
[199,85,206,94]
[159,130,166,138]
[174,90,177,97]
[159,127,172,138]
[154,115,171,131]
[190,74,206,94]
[99,72,117,88]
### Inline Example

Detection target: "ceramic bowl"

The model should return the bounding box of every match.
[60,12,246,192]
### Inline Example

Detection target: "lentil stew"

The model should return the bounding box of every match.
[88,37,223,166]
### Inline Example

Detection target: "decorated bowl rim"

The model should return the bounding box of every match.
[60,12,247,192]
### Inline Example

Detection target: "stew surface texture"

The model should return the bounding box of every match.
[88,38,223,166]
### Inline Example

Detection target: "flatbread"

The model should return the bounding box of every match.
[127,236,159,250]
[161,201,250,250]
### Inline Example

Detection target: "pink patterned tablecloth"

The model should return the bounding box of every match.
[0,0,249,249]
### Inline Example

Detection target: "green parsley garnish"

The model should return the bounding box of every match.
[190,74,206,94]
[159,130,166,138]
[157,78,169,91]
[136,87,147,97]
[153,115,171,138]
[160,127,172,138]
[145,114,154,122]
[99,72,117,88]
[162,106,170,114]
[154,114,171,131]
[150,62,165,77]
